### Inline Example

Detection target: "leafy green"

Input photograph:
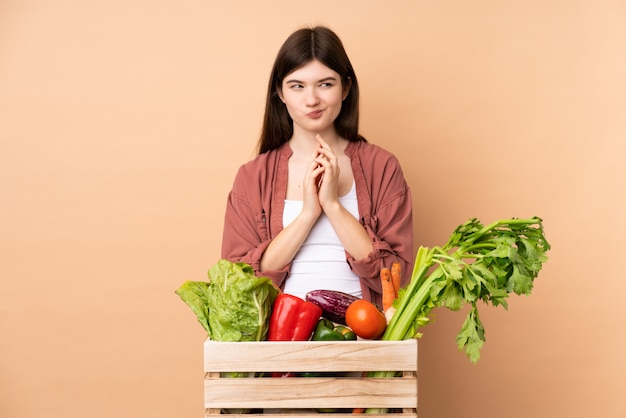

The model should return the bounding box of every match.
[384,217,550,363]
[175,259,279,342]
[366,217,550,414]
[175,280,212,333]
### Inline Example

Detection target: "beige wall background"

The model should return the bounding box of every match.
[1,1,625,417]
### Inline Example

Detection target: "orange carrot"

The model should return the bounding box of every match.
[391,262,401,298]
[380,267,394,312]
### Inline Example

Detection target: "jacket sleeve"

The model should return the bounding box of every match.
[220,166,289,288]
[347,155,414,304]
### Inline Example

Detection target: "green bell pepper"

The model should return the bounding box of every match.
[334,325,357,341]
[312,318,357,341]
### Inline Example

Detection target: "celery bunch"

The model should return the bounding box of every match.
[384,216,550,363]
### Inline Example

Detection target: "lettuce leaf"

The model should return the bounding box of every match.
[175,280,211,334]
[175,259,279,342]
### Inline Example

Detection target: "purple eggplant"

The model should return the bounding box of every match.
[305,290,360,325]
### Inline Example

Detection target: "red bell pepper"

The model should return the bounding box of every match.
[267,294,322,341]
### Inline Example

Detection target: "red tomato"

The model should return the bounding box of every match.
[345,300,387,339]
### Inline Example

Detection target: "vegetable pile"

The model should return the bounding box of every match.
[383,216,550,363]
[176,217,549,415]
[176,216,549,364]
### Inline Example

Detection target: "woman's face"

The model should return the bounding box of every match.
[279,59,350,137]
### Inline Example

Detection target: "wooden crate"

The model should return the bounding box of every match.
[204,339,418,417]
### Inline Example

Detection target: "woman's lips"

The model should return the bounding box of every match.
[307,110,323,119]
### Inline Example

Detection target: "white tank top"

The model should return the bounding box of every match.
[282,182,362,300]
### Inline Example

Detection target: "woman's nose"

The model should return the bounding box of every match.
[304,88,320,106]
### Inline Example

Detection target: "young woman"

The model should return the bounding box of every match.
[221,26,413,306]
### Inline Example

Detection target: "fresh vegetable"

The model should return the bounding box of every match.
[312,319,357,341]
[380,267,395,312]
[384,306,396,324]
[364,217,550,414]
[334,325,357,340]
[382,217,550,362]
[391,262,401,298]
[305,289,360,325]
[267,294,322,341]
[175,259,279,342]
[312,318,347,341]
[345,299,387,340]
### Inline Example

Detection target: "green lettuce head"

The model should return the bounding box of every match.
[175,259,279,342]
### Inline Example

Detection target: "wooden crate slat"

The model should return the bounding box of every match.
[204,376,417,409]
[204,340,417,372]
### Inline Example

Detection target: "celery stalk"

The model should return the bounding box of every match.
[365,217,550,413]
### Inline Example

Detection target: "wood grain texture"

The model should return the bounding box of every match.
[204,340,418,372]
[204,339,418,416]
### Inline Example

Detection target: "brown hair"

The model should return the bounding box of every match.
[257,26,365,154]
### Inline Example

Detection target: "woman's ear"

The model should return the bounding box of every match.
[342,77,352,101]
